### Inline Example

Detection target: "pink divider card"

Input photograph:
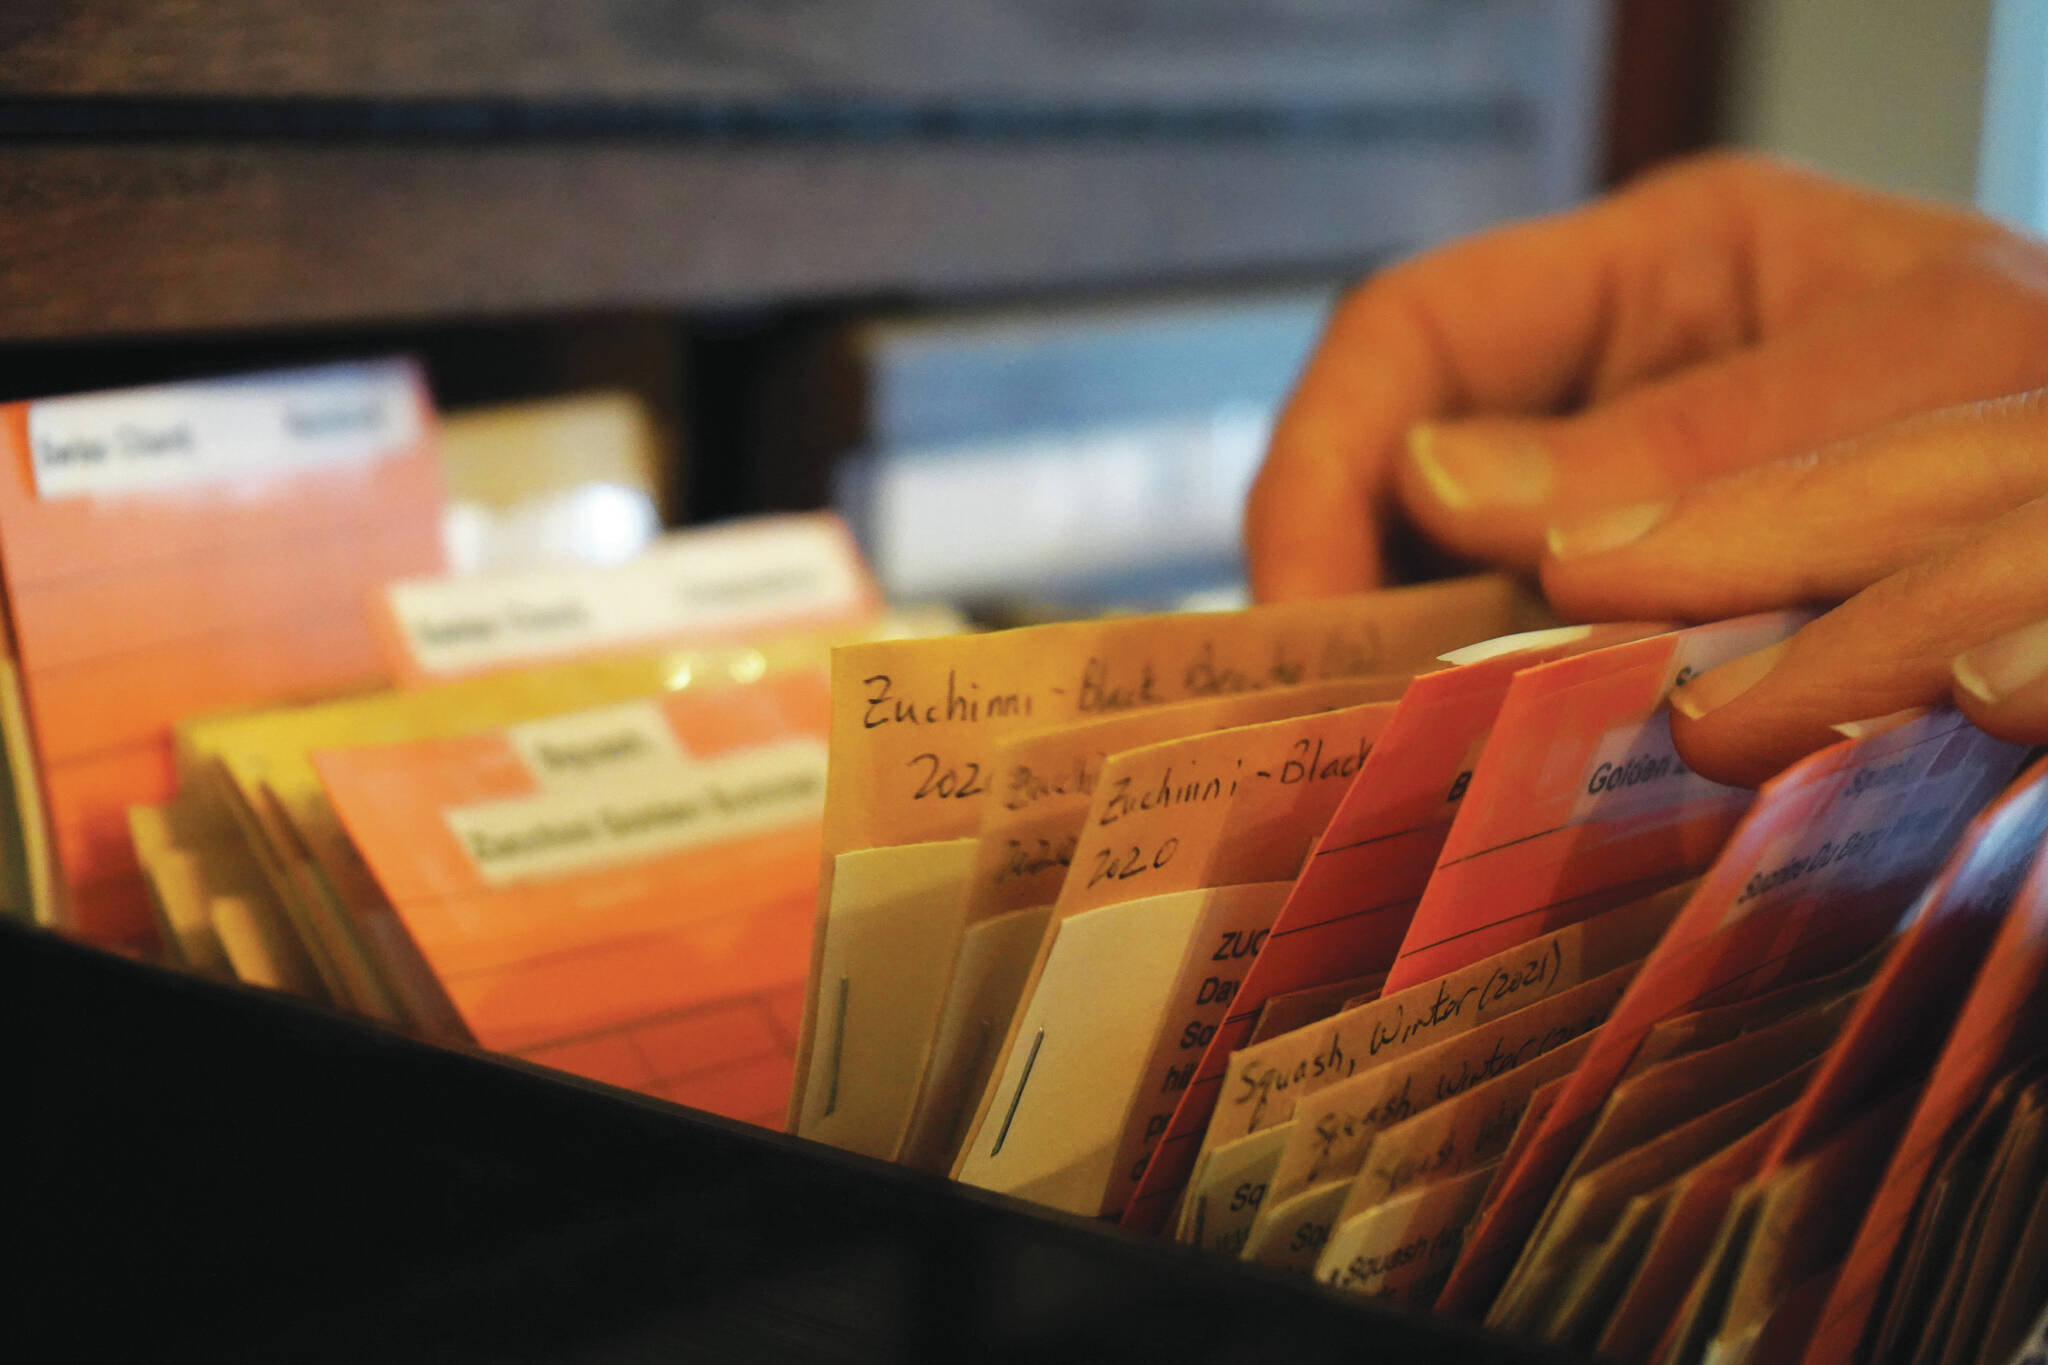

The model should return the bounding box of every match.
[1119,623,1662,1233]
[1434,709,2024,1320]
[1801,759,2048,1365]
[1764,756,2048,1171]
[1381,614,1805,997]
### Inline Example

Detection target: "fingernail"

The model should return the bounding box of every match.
[1545,501,1674,561]
[1830,707,1927,740]
[1953,618,2048,704]
[1672,640,1790,720]
[1407,423,1553,510]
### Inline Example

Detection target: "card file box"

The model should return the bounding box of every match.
[13,918,1584,1364]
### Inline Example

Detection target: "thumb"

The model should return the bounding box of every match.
[1954,618,2048,749]
[1522,391,2048,784]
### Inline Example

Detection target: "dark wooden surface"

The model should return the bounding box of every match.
[0,133,1549,342]
[0,0,1585,106]
[0,0,1610,342]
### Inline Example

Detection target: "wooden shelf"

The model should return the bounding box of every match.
[1,0,1589,106]
[0,0,1607,341]
[0,136,1567,341]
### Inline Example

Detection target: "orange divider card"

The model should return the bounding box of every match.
[948,699,1403,1210]
[792,575,1539,1128]
[0,359,446,942]
[1121,621,1663,1233]
[1382,613,1806,996]
[183,634,878,1027]
[373,512,881,687]
[312,669,830,1125]
[1803,760,2048,1365]
[1435,708,2024,1322]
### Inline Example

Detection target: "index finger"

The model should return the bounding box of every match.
[1245,155,1980,600]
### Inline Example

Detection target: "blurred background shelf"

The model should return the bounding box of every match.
[0,0,1616,342]
[0,0,1700,594]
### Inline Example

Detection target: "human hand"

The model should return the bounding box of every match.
[1246,152,2048,782]
[1540,393,2048,784]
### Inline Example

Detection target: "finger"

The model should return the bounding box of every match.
[1535,389,2048,623]
[1659,493,2048,786]
[1953,618,2048,746]
[1396,243,2048,568]
[1246,154,1981,599]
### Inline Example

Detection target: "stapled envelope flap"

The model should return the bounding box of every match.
[954,881,1289,1214]
[795,837,979,1155]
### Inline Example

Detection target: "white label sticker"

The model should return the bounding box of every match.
[506,700,694,787]
[26,359,424,499]
[1567,710,1734,827]
[385,516,868,677]
[444,737,827,885]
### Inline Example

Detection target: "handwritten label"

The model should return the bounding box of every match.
[963,676,1412,924]
[1267,962,1633,1200]
[1211,880,1683,1146]
[1315,1160,1497,1306]
[27,359,423,499]
[1346,1030,1595,1219]
[1050,703,1398,928]
[824,576,1530,854]
[445,737,825,884]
